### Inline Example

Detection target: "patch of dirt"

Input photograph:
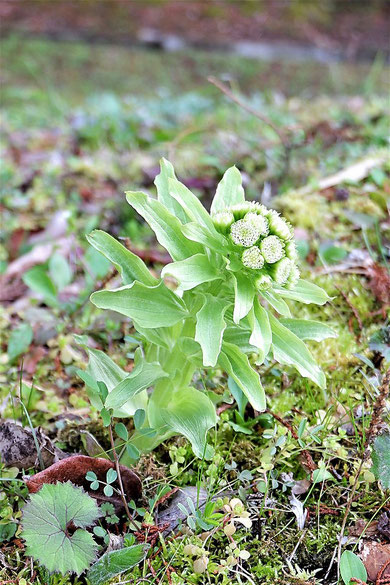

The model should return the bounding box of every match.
[1,1,389,60]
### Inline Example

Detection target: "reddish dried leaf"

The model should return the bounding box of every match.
[360,541,390,583]
[367,264,390,306]
[23,346,47,375]
[25,455,142,509]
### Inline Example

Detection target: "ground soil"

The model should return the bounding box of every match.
[1,0,389,60]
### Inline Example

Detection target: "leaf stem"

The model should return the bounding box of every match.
[108,423,139,531]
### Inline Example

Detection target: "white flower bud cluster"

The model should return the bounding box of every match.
[212,202,300,290]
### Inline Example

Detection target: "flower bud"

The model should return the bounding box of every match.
[230,220,260,247]
[268,258,292,285]
[230,202,252,219]
[245,212,269,236]
[212,211,234,234]
[285,264,300,289]
[260,235,285,263]
[267,211,293,241]
[284,240,298,261]
[241,246,264,269]
[230,201,268,220]
[255,274,272,291]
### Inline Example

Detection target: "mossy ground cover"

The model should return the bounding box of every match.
[0,37,389,585]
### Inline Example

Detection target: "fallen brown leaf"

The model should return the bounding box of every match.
[25,454,142,511]
[360,541,390,583]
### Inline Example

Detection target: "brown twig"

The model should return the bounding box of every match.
[376,559,390,584]
[108,424,139,530]
[208,76,288,146]
[208,76,293,176]
[336,367,390,578]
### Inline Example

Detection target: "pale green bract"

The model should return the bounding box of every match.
[21,482,101,575]
[82,160,334,459]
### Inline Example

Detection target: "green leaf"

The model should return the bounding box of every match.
[275,279,331,305]
[88,544,149,585]
[269,314,326,388]
[79,347,148,417]
[22,265,57,306]
[85,349,125,390]
[340,550,367,585]
[168,177,216,232]
[343,209,376,229]
[220,342,266,411]
[318,243,348,265]
[371,433,390,488]
[84,246,111,279]
[101,408,112,427]
[134,409,146,429]
[248,298,272,361]
[126,443,141,461]
[126,190,202,261]
[228,376,248,417]
[232,273,255,324]
[154,158,187,223]
[162,253,221,291]
[106,469,117,484]
[223,326,256,354]
[134,324,172,350]
[91,280,188,328]
[105,361,167,412]
[49,253,73,290]
[311,468,335,484]
[157,387,217,458]
[181,222,227,254]
[115,423,128,442]
[195,294,228,367]
[8,323,33,362]
[280,319,337,342]
[21,482,100,575]
[177,337,203,367]
[87,230,157,286]
[210,166,245,215]
[259,289,291,317]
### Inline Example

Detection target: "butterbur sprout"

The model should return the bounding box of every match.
[82,161,332,467]
[211,199,301,291]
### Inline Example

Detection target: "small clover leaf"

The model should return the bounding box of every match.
[106,469,117,484]
[21,481,101,575]
[103,485,114,497]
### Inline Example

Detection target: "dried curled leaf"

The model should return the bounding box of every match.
[22,481,101,575]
